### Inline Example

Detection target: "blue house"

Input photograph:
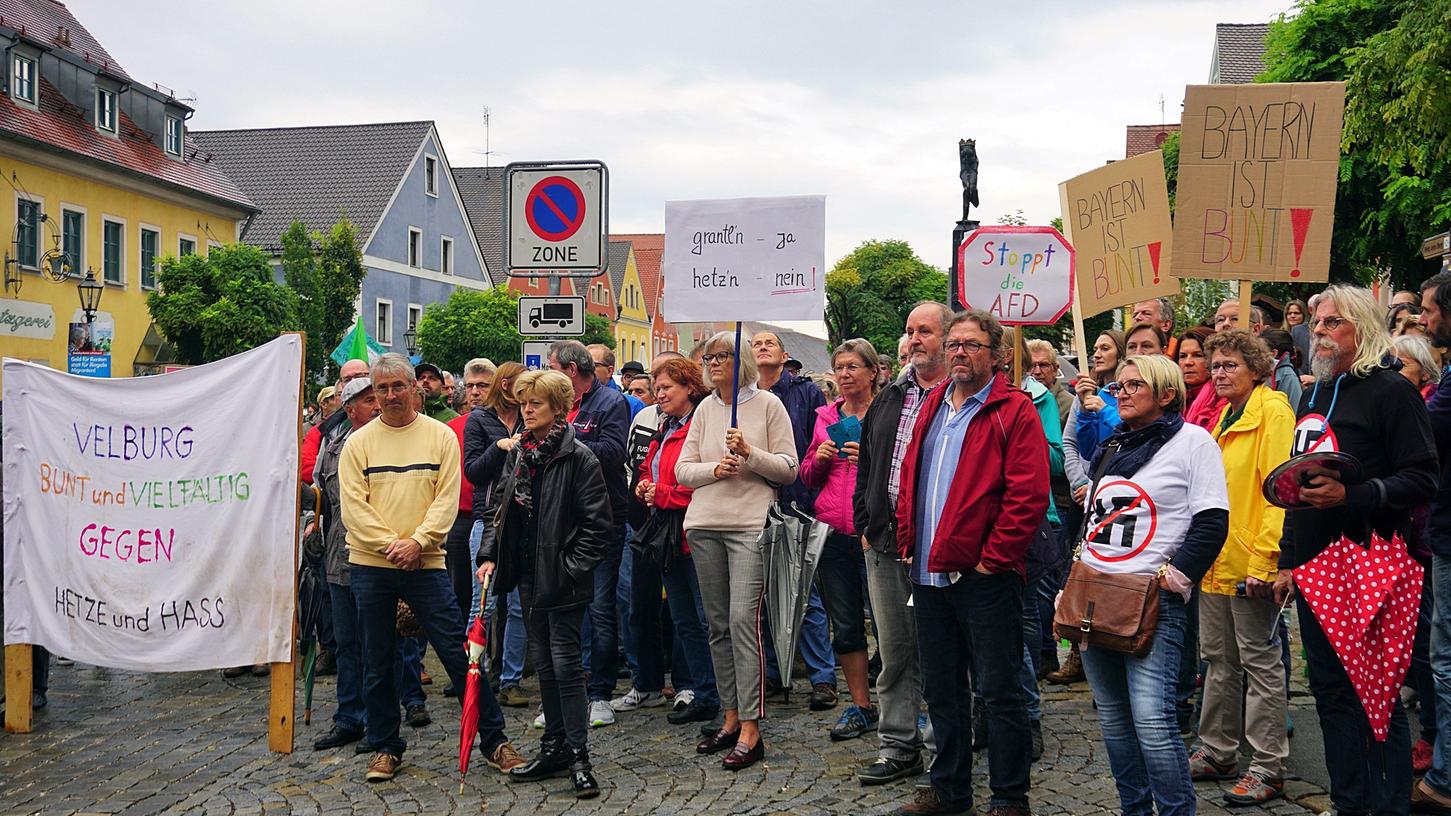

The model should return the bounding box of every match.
[191,121,491,355]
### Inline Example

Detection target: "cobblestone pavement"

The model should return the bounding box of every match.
[0,645,1334,816]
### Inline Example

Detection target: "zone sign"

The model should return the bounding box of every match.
[506,164,606,273]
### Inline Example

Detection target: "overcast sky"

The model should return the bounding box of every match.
[76,0,1289,337]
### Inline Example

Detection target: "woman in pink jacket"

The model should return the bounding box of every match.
[800,337,880,741]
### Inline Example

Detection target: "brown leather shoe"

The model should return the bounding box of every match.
[1413,779,1451,815]
[721,738,764,771]
[986,808,1032,816]
[487,742,525,773]
[895,786,969,815]
[1044,646,1083,685]
[696,728,740,755]
[365,752,402,782]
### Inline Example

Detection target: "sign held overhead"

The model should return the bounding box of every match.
[956,225,1074,325]
[518,296,585,336]
[1172,82,1345,283]
[662,195,826,322]
[1058,150,1177,318]
[505,161,608,276]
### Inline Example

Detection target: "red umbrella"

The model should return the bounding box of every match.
[458,575,491,793]
[1293,532,1422,740]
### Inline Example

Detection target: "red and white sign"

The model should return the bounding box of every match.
[957,225,1074,325]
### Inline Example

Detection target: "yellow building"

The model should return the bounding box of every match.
[0,2,255,386]
[607,240,650,365]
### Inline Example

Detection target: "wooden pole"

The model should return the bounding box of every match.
[1012,327,1026,386]
[1239,280,1253,329]
[268,331,306,754]
[3,644,32,733]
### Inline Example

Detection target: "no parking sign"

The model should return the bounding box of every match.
[505,162,607,275]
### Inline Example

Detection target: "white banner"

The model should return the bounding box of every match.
[663,195,826,322]
[3,335,302,671]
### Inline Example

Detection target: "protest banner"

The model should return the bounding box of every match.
[1172,82,1345,285]
[3,334,303,746]
[956,225,1075,383]
[1058,150,1177,317]
[664,195,826,423]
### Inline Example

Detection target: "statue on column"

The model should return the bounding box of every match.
[958,139,979,222]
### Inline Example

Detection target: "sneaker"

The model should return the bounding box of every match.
[1416,738,1435,775]
[1222,772,1283,806]
[532,710,547,729]
[809,682,840,711]
[497,684,529,708]
[589,700,616,727]
[1187,748,1238,781]
[672,689,696,711]
[830,705,880,741]
[487,742,526,773]
[365,752,402,782]
[610,688,666,711]
[405,704,431,728]
[857,755,924,786]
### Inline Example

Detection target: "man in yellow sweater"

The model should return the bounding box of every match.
[340,353,522,783]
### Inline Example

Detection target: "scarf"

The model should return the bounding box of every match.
[512,420,567,512]
[1091,412,1184,479]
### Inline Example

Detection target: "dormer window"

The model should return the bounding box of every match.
[95,87,117,134]
[10,52,34,105]
[165,115,183,157]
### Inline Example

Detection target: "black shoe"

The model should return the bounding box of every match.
[442,683,457,698]
[764,676,787,700]
[315,651,337,677]
[31,692,47,711]
[221,665,249,678]
[571,748,600,798]
[971,707,987,751]
[1030,720,1043,762]
[667,698,719,725]
[809,682,839,711]
[405,704,431,727]
[355,740,378,755]
[868,652,882,689]
[509,741,573,781]
[857,755,924,786]
[313,725,364,751]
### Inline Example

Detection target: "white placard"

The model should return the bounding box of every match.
[3,335,302,671]
[663,195,826,322]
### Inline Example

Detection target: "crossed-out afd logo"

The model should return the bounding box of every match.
[1292,413,1337,456]
[1084,479,1158,563]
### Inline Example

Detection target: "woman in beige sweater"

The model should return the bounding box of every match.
[675,330,799,771]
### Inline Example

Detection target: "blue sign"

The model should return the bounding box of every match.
[68,351,110,378]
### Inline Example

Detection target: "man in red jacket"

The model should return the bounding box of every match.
[893,310,1049,816]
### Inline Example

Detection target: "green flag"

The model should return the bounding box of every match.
[329,315,384,367]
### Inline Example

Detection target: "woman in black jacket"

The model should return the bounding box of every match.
[478,369,612,798]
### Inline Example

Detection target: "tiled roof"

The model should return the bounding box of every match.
[190,121,431,250]
[1125,124,1180,158]
[452,165,504,275]
[0,74,253,211]
[607,239,631,297]
[1213,23,1269,84]
[0,0,128,79]
[612,233,663,317]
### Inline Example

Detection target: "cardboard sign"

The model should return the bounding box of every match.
[663,195,826,322]
[956,225,1075,325]
[3,336,302,671]
[1058,150,1178,317]
[1173,82,1345,283]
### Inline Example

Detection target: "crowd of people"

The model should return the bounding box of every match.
[291,276,1451,816]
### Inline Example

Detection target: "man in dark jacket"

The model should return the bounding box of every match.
[1272,286,1437,815]
[853,301,952,786]
[1415,271,1451,812]
[894,310,1049,816]
[549,340,631,726]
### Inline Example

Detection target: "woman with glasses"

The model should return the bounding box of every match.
[799,338,880,741]
[1185,330,1293,806]
[1078,354,1229,816]
[675,331,799,770]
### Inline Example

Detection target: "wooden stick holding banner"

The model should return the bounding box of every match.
[1239,281,1253,328]
[3,644,31,733]
[268,331,306,754]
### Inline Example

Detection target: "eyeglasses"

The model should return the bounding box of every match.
[373,382,413,395]
[1106,378,1148,396]
[1029,361,1055,371]
[1209,361,1241,373]
[1311,316,1349,331]
[944,340,990,354]
[701,353,734,364]
[833,363,866,374]
[464,382,490,390]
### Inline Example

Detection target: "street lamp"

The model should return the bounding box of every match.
[77,268,103,325]
[403,326,418,356]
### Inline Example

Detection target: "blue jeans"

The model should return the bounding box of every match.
[351,565,508,758]
[914,571,1031,810]
[1081,590,1193,816]
[976,571,1046,722]
[329,581,424,733]
[584,525,627,702]
[618,535,639,683]
[1425,554,1451,795]
[632,550,719,709]
[764,586,837,686]
[471,520,526,687]
[1175,586,1200,729]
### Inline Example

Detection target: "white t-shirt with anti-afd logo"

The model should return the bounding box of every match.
[1080,423,1229,577]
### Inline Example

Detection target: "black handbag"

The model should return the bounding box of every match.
[631,508,685,575]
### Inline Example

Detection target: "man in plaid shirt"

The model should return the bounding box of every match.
[852,301,953,787]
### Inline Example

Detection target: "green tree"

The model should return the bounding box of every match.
[415,287,615,374]
[147,244,299,365]
[825,240,946,354]
[281,219,367,386]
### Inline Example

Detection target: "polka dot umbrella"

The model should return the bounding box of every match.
[1292,532,1423,741]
